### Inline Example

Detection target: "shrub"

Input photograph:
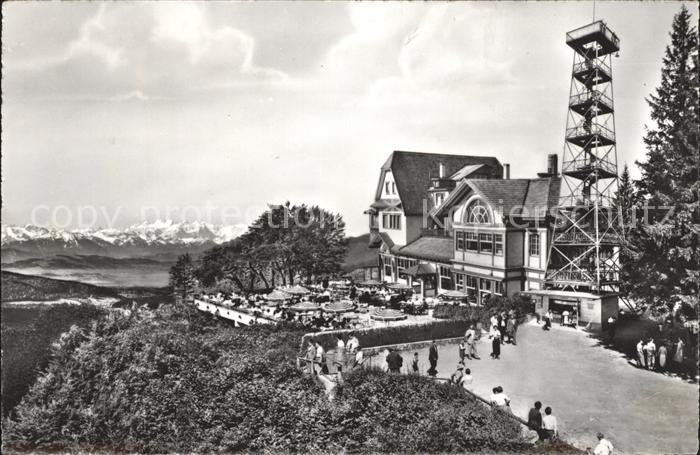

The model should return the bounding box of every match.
[334,368,528,453]
[1,303,107,418]
[5,304,568,453]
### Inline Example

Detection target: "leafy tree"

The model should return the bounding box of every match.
[626,5,699,317]
[196,203,347,292]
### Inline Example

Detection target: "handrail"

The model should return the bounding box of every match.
[573,59,611,77]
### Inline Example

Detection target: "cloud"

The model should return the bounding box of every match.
[3,2,288,101]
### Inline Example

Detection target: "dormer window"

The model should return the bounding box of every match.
[385,181,396,195]
[466,199,491,224]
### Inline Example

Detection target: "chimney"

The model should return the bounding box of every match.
[438,162,445,178]
[504,163,510,179]
[547,154,558,176]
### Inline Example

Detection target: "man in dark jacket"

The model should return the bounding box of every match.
[386,348,403,373]
[428,340,439,376]
[528,401,544,441]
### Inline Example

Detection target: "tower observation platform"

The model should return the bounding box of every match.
[544,20,626,300]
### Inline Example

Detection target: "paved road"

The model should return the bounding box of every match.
[373,320,698,454]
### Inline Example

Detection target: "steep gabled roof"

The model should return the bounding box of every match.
[430,177,561,222]
[374,151,502,216]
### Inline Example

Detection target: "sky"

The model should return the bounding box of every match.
[1,1,694,236]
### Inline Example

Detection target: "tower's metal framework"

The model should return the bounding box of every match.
[546,21,625,295]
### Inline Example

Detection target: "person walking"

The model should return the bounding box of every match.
[506,317,517,345]
[673,337,685,372]
[542,407,558,441]
[658,343,668,371]
[305,341,317,375]
[465,324,479,359]
[315,341,329,374]
[645,338,657,370]
[497,313,506,344]
[458,339,466,364]
[490,325,501,359]
[428,340,439,376]
[528,401,544,441]
[607,316,616,341]
[543,310,552,331]
[592,432,614,455]
[636,339,646,368]
[335,334,346,371]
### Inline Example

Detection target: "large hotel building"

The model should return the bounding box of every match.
[365,150,561,305]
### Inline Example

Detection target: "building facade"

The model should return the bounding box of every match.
[366,150,560,305]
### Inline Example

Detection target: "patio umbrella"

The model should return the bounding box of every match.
[403,263,437,277]
[283,285,311,296]
[289,301,321,312]
[439,290,469,299]
[370,308,407,321]
[387,283,412,291]
[324,301,356,314]
[265,290,291,302]
[359,279,383,287]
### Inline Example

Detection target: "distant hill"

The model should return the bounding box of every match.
[3,254,170,270]
[342,234,378,272]
[1,271,125,303]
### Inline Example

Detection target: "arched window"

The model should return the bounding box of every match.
[466,199,491,224]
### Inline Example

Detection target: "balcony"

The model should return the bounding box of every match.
[573,59,612,86]
[566,21,620,57]
[562,157,617,180]
[569,90,614,117]
[545,268,620,287]
[566,123,615,148]
[553,230,623,245]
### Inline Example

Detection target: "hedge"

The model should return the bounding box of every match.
[300,319,476,354]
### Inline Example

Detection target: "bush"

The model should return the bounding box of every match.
[334,368,528,453]
[5,304,569,453]
[1,303,107,418]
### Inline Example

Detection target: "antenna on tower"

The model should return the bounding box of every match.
[592,0,596,22]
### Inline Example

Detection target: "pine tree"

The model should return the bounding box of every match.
[627,5,699,317]
[169,253,198,305]
[617,163,637,235]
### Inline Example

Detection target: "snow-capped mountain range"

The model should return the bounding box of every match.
[1,221,247,263]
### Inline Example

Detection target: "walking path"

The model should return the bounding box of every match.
[376,320,698,454]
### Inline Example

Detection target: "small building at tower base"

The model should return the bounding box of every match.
[522,290,619,330]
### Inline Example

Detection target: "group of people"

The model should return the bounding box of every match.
[304,332,364,375]
[635,336,685,372]
[488,310,519,359]
[529,402,615,454]
[527,401,558,441]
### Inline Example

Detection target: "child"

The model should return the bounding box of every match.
[411,352,420,374]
